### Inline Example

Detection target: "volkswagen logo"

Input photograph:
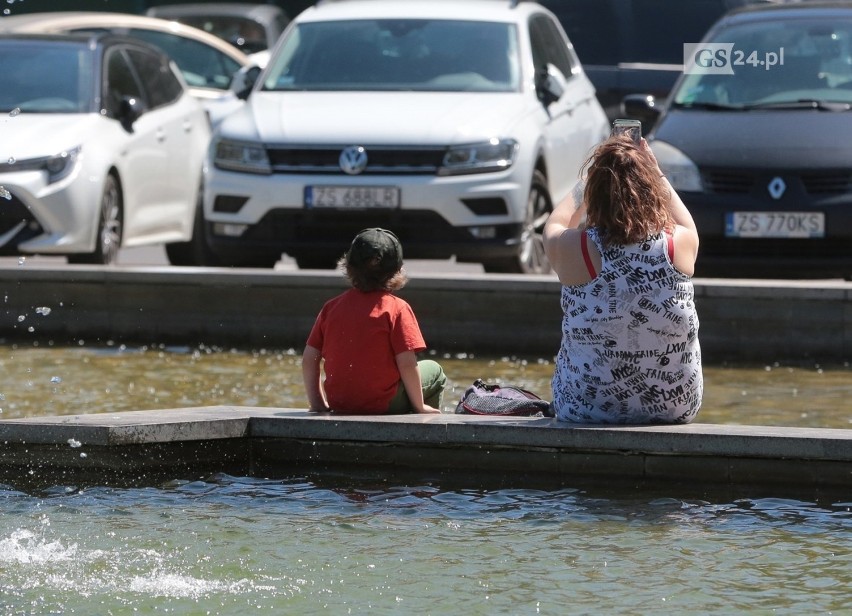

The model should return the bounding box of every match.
[767,176,786,200]
[339,145,368,175]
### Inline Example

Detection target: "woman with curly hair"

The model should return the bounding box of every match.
[544,135,702,424]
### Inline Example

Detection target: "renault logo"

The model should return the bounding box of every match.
[339,145,368,175]
[767,176,786,200]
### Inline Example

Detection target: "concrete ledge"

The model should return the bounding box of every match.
[1,408,850,492]
[1,266,851,360]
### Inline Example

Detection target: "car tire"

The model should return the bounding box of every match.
[483,168,552,275]
[68,173,122,265]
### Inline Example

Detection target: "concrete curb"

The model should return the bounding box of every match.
[1,265,851,360]
[1,408,850,492]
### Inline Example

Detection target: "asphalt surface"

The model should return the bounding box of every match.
[0,245,487,274]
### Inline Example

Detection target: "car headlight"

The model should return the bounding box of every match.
[213,138,272,175]
[650,140,703,192]
[6,146,82,184]
[438,138,518,176]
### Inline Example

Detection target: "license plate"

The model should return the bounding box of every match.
[305,186,400,208]
[725,212,825,238]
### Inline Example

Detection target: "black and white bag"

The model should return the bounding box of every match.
[455,379,553,417]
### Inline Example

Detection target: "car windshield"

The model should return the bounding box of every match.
[673,17,852,108]
[0,40,92,114]
[262,19,519,92]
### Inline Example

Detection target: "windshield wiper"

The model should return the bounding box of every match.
[671,101,744,111]
[742,99,852,111]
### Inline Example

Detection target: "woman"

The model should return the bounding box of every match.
[543,135,702,424]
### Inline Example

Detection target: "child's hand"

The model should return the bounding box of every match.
[418,404,443,414]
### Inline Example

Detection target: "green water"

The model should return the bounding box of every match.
[1,474,850,614]
[0,343,849,428]
[0,344,850,613]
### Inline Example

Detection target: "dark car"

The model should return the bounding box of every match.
[539,0,770,124]
[626,1,852,279]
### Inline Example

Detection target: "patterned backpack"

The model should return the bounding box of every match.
[455,379,553,417]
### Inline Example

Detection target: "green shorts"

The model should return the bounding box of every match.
[386,359,447,414]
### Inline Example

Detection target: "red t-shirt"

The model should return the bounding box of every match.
[306,288,427,414]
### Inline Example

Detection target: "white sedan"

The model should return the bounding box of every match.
[0,11,256,127]
[0,33,211,265]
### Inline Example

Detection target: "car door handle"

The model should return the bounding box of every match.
[156,128,167,142]
[183,120,193,133]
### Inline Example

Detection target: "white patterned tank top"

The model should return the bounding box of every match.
[551,227,702,424]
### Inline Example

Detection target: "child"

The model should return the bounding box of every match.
[302,228,446,414]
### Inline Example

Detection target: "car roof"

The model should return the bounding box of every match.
[147,3,287,20]
[721,0,852,23]
[0,11,251,64]
[0,29,168,51]
[296,0,553,23]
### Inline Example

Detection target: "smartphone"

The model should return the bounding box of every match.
[612,119,642,143]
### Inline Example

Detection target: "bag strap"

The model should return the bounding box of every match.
[581,231,597,278]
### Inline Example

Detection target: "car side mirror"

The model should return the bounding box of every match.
[622,94,661,129]
[535,63,566,107]
[232,65,262,100]
[118,95,144,132]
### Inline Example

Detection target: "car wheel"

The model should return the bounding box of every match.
[68,173,122,265]
[483,169,552,274]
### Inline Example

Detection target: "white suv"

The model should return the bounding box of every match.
[204,0,608,273]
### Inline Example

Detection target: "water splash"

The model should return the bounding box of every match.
[0,529,79,565]
[36,307,52,316]
[0,186,10,200]
[67,438,81,448]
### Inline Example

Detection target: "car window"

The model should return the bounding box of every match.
[262,19,519,92]
[126,47,184,109]
[125,28,242,90]
[0,41,90,113]
[105,47,145,117]
[674,17,852,106]
[529,13,575,79]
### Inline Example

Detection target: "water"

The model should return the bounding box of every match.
[0,343,849,428]
[1,344,850,612]
[1,473,850,614]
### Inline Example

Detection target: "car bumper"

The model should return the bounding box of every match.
[203,168,529,261]
[684,192,852,279]
[0,169,97,255]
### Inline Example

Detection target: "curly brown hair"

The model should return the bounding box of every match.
[583,134,672,247]
[337,254,408,292]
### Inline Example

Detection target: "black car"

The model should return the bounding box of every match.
[539,0,768,124]
[627,1,852,279]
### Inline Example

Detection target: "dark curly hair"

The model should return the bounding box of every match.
[337,254,408,292]
[583,134,673,247]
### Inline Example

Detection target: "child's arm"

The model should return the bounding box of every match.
[302,344,330,412]
[395,351,441,414]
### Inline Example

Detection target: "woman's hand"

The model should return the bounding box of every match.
[640,138,664,176]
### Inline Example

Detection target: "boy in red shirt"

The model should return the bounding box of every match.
[302,228,446,414]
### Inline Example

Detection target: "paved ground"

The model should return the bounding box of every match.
[0,245,487,274]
